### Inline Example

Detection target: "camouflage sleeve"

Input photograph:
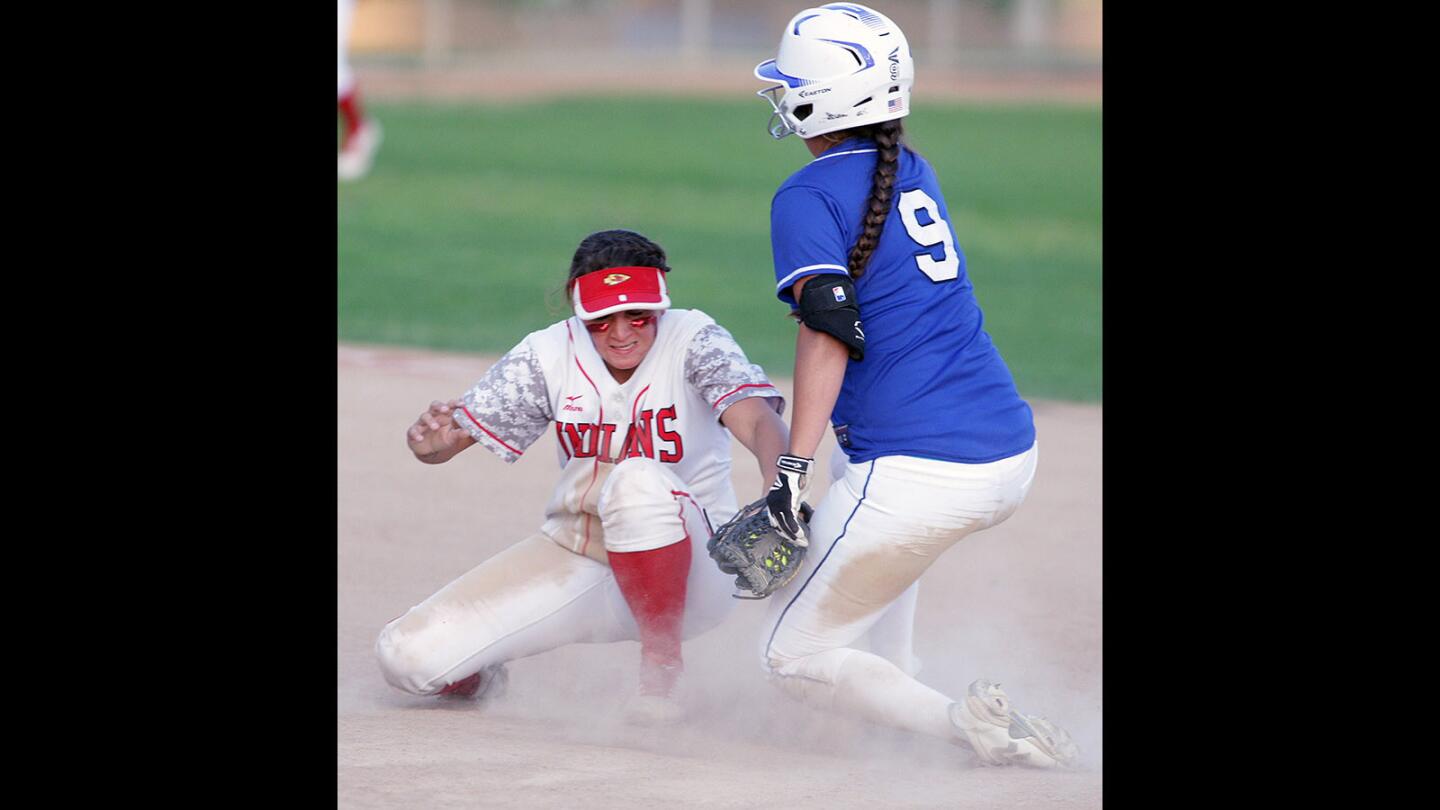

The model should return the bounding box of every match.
[455,338,554,463]
[685,323,785,420]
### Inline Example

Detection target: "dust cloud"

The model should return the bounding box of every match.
[339,345,1101,807]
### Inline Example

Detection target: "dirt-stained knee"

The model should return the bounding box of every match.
[374,616,443,696]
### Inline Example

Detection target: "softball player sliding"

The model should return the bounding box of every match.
[377,229,790,724]
[751,4,1079,767]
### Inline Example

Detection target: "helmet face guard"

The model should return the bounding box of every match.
[754,4,914,140]
[757,85,793,139]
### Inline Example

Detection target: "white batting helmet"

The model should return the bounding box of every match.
[755,3,914,140]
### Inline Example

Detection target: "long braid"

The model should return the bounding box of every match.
[845,119,904,279]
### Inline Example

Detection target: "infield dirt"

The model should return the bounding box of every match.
[338,342,1101,808]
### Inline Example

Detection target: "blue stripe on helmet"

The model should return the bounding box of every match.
[793,13,820,34]
[756,60,810,88]
[818,38,874,69]
[822,3,885,26]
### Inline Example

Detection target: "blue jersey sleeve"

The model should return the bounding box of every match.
[770,185,851,307]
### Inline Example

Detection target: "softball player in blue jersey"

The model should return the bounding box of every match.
[751,3,1079,768]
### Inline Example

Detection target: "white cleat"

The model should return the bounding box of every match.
[338,119,383,181]
[624,694,685,727]
[948,678,1080,769]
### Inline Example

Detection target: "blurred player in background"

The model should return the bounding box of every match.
[376,229,790,724]
[338,0,382,181]
[748,3,1079,768]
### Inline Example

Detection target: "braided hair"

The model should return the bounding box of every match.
[841,119,905,280]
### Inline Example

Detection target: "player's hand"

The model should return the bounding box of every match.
[766,454,813,547]
[406,399,469,462]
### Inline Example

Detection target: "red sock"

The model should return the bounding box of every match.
[608,538,691,697]
[338,90,365,143]
[437,671,481,697]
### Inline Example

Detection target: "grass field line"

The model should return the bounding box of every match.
[355,61,1102,106]
[337,342,1099,416]
[338,100,1100,401]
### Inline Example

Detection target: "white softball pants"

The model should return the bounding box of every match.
[376,458,734,695]
[762,446,1038,739]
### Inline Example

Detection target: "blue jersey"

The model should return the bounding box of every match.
[768,137,1034,464]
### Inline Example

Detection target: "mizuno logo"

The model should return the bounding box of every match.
[566,395,583,402]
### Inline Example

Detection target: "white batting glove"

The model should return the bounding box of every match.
[766,454,813,547]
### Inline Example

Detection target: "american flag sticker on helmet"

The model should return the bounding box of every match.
[888,98,903,113]
[832,286,846,302]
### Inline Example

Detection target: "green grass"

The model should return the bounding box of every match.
[338,97,1101,401]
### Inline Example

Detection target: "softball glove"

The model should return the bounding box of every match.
[706,498,813,599]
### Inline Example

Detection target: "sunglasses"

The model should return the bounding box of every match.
[584,313,657,334]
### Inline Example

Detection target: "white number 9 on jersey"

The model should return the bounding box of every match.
[897,189,960,282]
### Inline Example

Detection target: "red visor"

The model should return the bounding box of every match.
[571,266,670,320]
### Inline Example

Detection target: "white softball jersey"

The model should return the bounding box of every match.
[375,308,784,697]
[455,308,783,556]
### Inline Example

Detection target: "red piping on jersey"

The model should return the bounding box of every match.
[628,384,651,457]
[568,321,605,557]
[459,406,524,456]
[713,383,779,410]
[631,384,651,424]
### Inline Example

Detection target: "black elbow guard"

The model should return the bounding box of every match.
[798,275,865,361]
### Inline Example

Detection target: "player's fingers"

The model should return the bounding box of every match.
[767,512,797,544]
[781,512,807,546]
